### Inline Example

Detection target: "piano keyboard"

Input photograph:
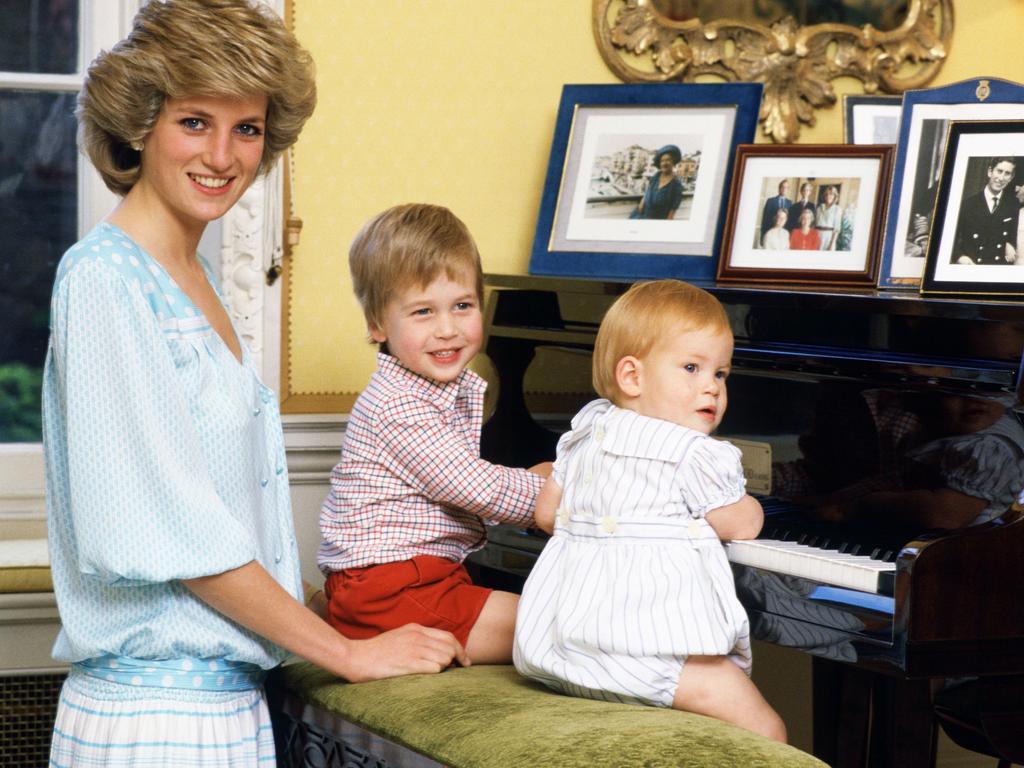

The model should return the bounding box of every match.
[725,539,896,595]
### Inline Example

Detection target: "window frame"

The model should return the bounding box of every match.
[0,1,138,533]
[0,0,287,533]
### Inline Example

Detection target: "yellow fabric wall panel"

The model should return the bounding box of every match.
[289,2,614,397]
[289,0,1024,402]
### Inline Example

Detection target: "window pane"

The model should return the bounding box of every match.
[0,0,80,75]
[0,91,78,442]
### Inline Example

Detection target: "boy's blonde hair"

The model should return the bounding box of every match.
[349,203,484,332]
[78,0,317,196]
[593,279,731,403]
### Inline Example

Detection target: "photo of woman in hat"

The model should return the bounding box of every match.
[630,144,686,220]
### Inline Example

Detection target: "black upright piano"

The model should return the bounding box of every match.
[469,274,1024,768]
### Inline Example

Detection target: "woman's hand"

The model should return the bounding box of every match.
[342,624,470,682]
[185,561,468,682]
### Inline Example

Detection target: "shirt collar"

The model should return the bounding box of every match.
[376,351,485,410]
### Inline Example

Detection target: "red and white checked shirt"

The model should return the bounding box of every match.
[318,353,544,571]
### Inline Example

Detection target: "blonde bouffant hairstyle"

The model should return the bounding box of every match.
[78,0,317,196]
[592,279,731,404]
[349,203,484,336]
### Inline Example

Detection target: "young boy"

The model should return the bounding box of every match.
[318,203,551,664]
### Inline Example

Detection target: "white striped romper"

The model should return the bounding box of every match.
[513,399,752,708]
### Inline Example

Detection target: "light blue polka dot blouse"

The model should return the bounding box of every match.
[43,222,302,669]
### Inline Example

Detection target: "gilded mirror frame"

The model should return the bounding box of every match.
[593,0,953,143]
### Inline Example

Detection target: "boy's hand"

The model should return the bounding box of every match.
[343,624,469,682]
[533,476,562,534]
[527,461,553,478]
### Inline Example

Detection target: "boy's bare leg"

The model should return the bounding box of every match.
[464,590,519,664]
[673,656,788,743]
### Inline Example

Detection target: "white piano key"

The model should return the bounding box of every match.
[725,538,897,594]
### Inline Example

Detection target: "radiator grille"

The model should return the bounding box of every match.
[0,672,66,767]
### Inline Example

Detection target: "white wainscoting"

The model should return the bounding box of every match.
[281,413,346,587]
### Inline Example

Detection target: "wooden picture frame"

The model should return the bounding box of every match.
[717,144,893,287]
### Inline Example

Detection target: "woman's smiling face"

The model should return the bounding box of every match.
[135,94,267,230]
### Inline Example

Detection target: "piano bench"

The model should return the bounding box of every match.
[267,662,826,768]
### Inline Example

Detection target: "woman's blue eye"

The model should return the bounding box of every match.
[237,123,263,137]
[182,118,204,130]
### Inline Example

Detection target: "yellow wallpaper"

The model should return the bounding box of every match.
[288,0,1024,408]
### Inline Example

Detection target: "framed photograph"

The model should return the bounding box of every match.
[922,121,1024,297]
[843,94,903,145]
[879,78,1024,289]
[717,144,894,287]
[528,82,763,282]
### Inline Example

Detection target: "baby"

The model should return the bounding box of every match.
[513,279,786,742]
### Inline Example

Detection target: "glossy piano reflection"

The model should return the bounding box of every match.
[470,275,1024,767]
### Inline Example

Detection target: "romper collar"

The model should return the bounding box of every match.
[567,398,701,463]
[376,352,485,411]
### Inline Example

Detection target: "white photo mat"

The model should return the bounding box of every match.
[552,105,735,256]
[931,132,1024,285]
[728,155,882,272]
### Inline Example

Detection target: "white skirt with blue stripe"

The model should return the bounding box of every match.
[50,668,275,767]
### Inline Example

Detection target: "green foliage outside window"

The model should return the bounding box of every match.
[0,363,43,442]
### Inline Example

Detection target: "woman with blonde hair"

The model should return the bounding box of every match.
[815,185,842,250]
[46,2,464,764]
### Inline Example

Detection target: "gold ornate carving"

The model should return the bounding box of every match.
[593,0,953,143]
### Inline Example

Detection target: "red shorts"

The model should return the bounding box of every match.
[324,556,491,647]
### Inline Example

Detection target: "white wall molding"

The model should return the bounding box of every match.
[282,414,346,484]
[214,0,287,390]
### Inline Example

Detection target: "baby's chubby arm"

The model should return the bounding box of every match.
[533,476,563,534]
[704,494,763,541]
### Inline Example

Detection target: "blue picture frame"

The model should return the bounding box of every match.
[527,83,762,283]
[878,77,1024,289]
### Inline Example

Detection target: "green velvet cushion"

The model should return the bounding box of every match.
[275,662,827,768]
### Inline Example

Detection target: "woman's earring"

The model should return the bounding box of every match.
[130,141,144,152]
